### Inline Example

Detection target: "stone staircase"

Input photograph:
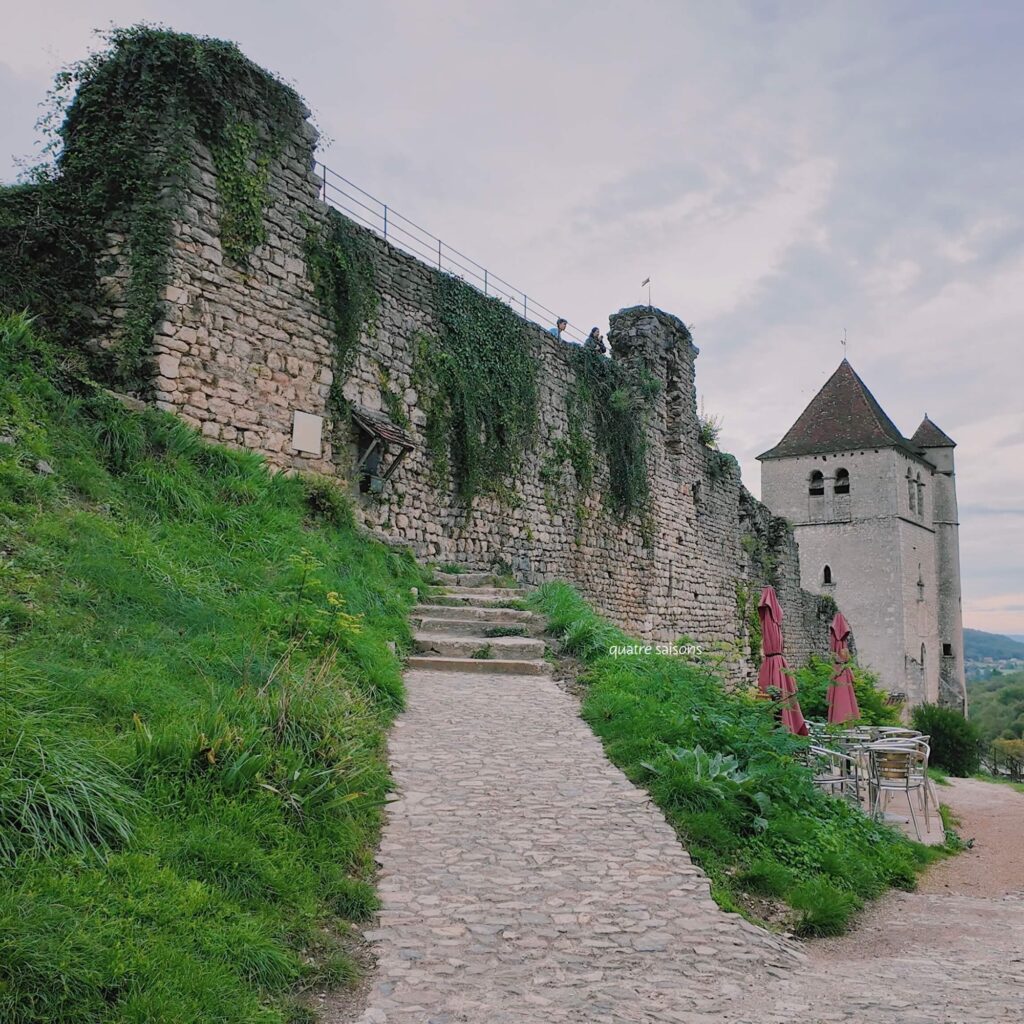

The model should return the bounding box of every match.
[408,571,550,676]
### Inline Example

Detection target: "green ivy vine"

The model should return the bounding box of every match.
[0,25,304,390]
[735,580,764,669]
[569,345,660,519]
[212,121,273,265]
[416,276,539,505]
[303,208,378,433]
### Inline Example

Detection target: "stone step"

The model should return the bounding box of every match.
[425,592,527,608]
[428,586,527,599]
[432,571,507,588]
[411,615,537,637]
[413,633,547,659]
[405,655,550,676]
[414,604,536,623]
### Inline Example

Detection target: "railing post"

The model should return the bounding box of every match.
[383,205,388,241]
[524,294,528,317]
[322,163,327,201]
[438,239,442,270]
[484,270,488,296]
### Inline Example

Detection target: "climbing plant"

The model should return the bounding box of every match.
[416,275,539,504]
[734,580,764,668]
[0,25,305,390]
[303,208,378,431]
[569,345,659,519]
[212,121,273,265]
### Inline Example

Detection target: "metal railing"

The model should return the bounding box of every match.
[313,160,586,344]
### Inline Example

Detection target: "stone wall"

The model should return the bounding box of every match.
[92,71,831,673]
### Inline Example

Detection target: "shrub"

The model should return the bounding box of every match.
[793,655,900,726]
[911,704,981,776]
[300,473,354,529]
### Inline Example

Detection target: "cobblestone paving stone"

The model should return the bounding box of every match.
[353,667,799,1023]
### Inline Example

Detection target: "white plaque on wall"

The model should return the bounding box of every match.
[291,411,324,456]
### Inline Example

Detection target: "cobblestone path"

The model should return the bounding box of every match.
[349,577,1023,1023]
[353,665,799,1023]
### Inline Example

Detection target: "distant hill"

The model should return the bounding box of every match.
[964,628,1024,662]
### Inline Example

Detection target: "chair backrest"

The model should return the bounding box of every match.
[868,745,916,782]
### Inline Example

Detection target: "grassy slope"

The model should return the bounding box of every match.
[530,582,946,936]
[0,314,427,1023]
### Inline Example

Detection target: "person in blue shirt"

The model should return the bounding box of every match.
[548,318,567,339]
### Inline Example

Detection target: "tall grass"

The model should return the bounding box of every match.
[529,581,946,936]
[0,313,428,1021]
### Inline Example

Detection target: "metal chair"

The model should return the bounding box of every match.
[808,745,862,805]
[876,735,934,832]
[867,744,928,840]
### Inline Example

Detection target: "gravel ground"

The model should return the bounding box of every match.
[724,775,1024,1022]
[916,777,1024,897]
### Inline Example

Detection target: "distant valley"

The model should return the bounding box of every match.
[964,628,1024,681]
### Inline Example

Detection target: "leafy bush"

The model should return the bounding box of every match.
[793,655,901,726]
[967,669,1024,742]
[0,313,428,1021]
[911,704,982,776]
[530,581,940,935]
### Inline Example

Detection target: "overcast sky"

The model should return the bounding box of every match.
[3,1,1022,635]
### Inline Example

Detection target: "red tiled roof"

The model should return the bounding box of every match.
[910,415,956,448]
[758,359,916,460]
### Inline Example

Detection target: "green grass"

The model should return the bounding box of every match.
[972,773,1024,794]
[529,581,949,936]
[0,313,428,1022]
[482,626,527,638]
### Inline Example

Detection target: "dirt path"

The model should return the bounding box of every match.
[917,778,1024,896]
[726,776,1024,1022]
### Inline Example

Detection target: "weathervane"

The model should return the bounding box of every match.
[641,277,651,309]
[841,328,848,358]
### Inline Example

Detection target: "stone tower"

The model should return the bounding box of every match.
[757,360,967,711]
[910,416,967,711]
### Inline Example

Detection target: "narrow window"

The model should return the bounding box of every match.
[834,468,850,495]
[823,564,833,585]
[942,643,953,657]
[920,643,926,667]
[809,470,825,496]
[907,471,916,512]
[917,476,925,517]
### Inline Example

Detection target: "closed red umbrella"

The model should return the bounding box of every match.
[827,612,861,724]
[757,586,808,736]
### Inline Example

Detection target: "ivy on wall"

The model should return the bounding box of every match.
[569,346,660,519]
[212,121,273,265]
[416,276,539,505]
[0,26,304,390]
[303,208,379,433]
[735,581,764,669]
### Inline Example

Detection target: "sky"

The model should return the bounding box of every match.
[3,1,1022,635]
